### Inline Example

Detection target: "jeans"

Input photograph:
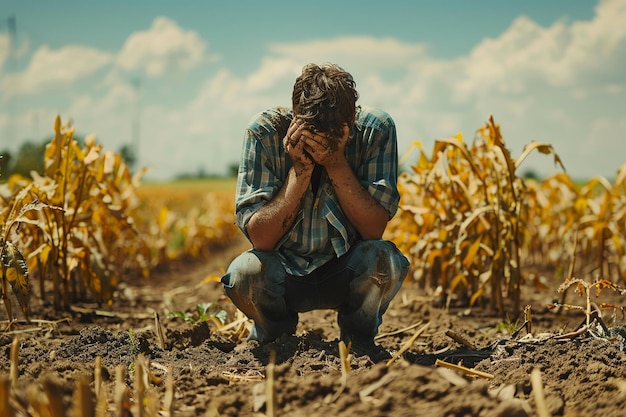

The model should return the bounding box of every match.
[221,240,409,343]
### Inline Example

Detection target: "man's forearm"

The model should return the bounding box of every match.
[246,166,312,250]
[326,160,389,240]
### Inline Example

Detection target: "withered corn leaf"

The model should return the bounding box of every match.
[1,241,30,316]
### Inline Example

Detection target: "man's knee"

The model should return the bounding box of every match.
[221,250,287,304]
[349,240,409,288]
[221,251,263,292]
[338,241,409,339]
[221,250,294,342]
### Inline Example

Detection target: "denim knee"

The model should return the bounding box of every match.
[346,240,409,290]
[338,240,409,339]
[221,250,296,342]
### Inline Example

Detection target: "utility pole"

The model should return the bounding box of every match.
[2,15,17,148]
[1,15,17,50]
[131,77,141,171]
[6,15,16,43]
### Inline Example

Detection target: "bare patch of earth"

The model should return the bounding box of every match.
[1,236,626,416]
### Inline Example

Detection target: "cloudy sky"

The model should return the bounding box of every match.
[1,0,625,181]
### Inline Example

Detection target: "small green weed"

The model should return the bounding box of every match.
[127,328,139,376]
[495,318,520,335]
[166,302,227,326]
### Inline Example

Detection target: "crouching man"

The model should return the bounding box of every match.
[221,63,409,352]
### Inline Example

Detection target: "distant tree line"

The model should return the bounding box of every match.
[1,138,238,181]
[1,136,102,181]
[175,163,239,180]
[1,140,47,179]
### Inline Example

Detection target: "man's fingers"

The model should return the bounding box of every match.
[288,120,309,146]
[300,130,327,148]
[286,118,303,140]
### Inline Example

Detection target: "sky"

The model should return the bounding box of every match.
[0,0,625,181]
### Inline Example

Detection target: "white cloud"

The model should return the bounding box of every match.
[69,84,136,117]
[455,0,626,99]
[1,45,112,96]
[579,117,626,176]
[116,16,217,77]
[359,73,406,105]
[268,36,427,71]
[119,60,300,179]
[375,0,625,181]
[457,16,569,94]
[180,69,244,136]
[245,57,301,93]
[56,84,138,154]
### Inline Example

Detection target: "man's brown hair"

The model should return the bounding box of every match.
[292,63,359,140]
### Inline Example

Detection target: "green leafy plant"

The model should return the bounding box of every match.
[127,328,141,377]
[166,302,227,327]
[128,328,140,356]
[495,316,520,336]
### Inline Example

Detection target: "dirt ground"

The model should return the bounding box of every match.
[1,236,626,417]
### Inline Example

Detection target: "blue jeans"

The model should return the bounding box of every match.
[221,240,409,343]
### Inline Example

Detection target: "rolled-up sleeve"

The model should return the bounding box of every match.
[234,111,287,239]
[357,110,400,219]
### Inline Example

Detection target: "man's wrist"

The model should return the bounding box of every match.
[323,156,349,175]
[292,163,314,178]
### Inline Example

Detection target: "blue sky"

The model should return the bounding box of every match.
[1,0,624,180]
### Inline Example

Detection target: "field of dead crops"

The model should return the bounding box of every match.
[0,116,625,416]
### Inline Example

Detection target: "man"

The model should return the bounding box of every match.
[221,63,409,351]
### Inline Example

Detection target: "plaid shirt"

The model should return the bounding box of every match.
[235,105,400,276]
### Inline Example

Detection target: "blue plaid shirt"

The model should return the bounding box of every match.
[235,105,400,276]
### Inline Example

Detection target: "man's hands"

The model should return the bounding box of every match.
[301,124,349,168]
[283,118,314,175]
[287,117,388,240]
[284,117,349,170]
[249,115,386,250]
